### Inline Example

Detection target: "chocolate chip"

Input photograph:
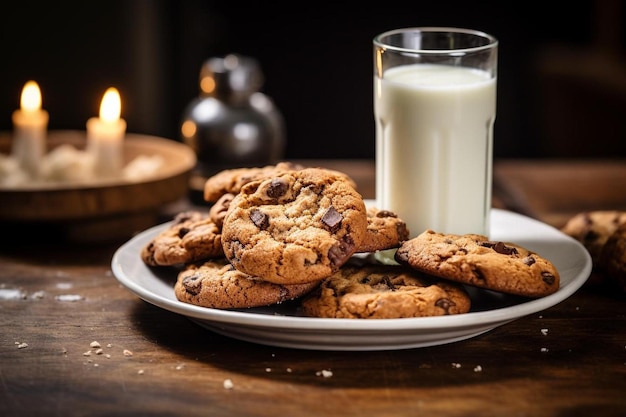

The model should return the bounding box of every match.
[396,222,409,241]
[375,210,397,219]
[266,178,289,199]
[328,235,355,268]
[178,227,191,238]
[583,230,599,245]
[435,298,455,313]
[541,272,556,286]
[480,240,519,255]
[474,268,486,281]
[523,256,536,266]
[182,274,202,295]
[249,209,269,230]
[322,206,343,232]
[394,249,409,263]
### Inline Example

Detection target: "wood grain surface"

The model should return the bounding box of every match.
[1,159,625,417]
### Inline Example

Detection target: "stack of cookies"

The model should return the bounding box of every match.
[140,162,561,319]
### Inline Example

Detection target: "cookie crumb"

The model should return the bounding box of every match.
[90,341,101,348]
[138,369,144,375]
[83,350,92,356]
[286,368,292,373]
[32,290,45,299]
[541,347,549,353]
[95,349,104,355]
[223,379,234,389]
[451,362,461,368]
[265,368,272,373]
[316,369,333,378]
[540,328,548,336]
[123,349,133,357]
[175,364,185,370]
[55,294,83,302]
[16,342,28,349]
[474,365,483,372]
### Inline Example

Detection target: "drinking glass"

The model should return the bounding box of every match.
[374,27,498,238]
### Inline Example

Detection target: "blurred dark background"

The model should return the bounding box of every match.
[1,0,625,160]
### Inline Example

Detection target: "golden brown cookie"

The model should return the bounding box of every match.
[561,210,626,265]
[301,264,471,319]
[175,258,320,309]
[141,211,224,266]
[356,207,410,253]
[203,161,358,203]
[394,230,560,298]
[203,162,304,203]
[221,167,368,285]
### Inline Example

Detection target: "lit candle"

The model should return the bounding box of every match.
[86,87,127,178]
[11,80,49,179]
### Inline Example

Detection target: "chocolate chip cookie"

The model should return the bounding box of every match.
[221,167,368,285]
[141,211,224,266]
[203,161,358,203]
[561,210,626,265]
[356,207,410,253]
[203,162,304,203]
[394,230,560,297]
[175,258,320,309]
[301,264,471,319]
[599,222,626,293]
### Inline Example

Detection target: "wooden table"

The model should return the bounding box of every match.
[1,159,625,417]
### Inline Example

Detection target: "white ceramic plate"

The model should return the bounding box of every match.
[111,207,591,351]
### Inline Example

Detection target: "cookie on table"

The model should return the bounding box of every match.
[203,161,358,203]
[141,211,223,267]
[599,222,626,293]
[221,167,368,285]
[356,207,410,253]
[561,210,626,265]
[301,263,471,319]
[175,258,320,309]
[394,230,560,298]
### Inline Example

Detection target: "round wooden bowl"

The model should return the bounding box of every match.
[0,130,196,224]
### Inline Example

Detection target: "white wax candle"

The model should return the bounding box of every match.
[86,87,127,178]
[11,81,49,179]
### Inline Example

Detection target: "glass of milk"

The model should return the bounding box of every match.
[374,27,498,238]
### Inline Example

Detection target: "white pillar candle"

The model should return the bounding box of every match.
[86,87,127,178]
[11,81,49,179]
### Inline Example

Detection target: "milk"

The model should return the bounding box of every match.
[374,63,496,237]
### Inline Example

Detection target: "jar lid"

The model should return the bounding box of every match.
[199,54,264,102]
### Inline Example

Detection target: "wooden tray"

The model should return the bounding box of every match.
[0,130,195,236]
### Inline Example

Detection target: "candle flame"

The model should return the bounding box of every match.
[21,81,42,112]
[99,87,121,122]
